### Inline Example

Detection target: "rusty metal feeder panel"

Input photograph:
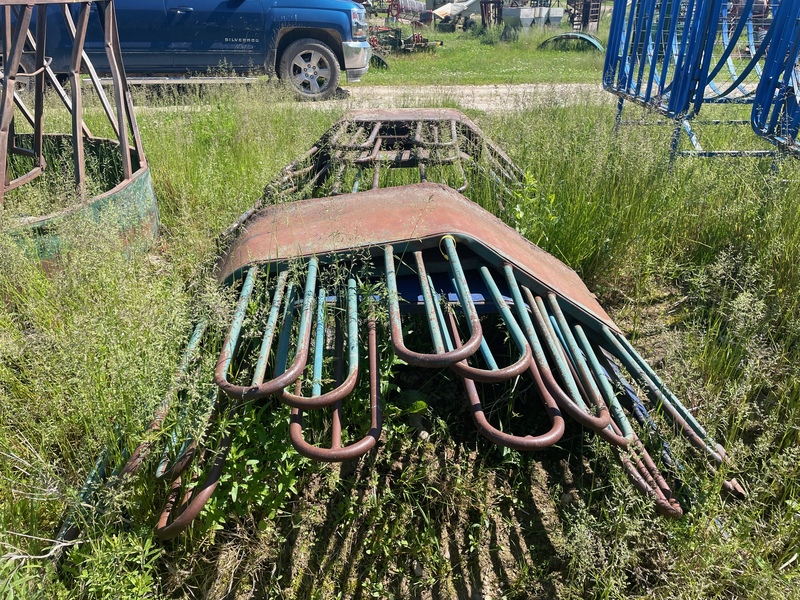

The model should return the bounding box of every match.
[224,108,524,240]
[56,109,742,548]
[0,0,158,258]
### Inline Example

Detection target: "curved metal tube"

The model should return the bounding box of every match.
[522,287,612,434]
[216,261,316,401]
[449,312,564,451]
[289,316,382,462]
[384,240,483,367]
[155,433,231,541]
[538,32,605,52]
[544,293,629,447]
[280,281,360,409]
[447,265,532,383]
[614,425,683,518]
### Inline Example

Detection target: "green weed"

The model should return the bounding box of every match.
[1,64,799,599]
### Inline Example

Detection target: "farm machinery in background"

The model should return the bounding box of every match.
[376,0,578,32]
[368,25,443,67]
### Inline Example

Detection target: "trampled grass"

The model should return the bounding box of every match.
[1,47,799,599]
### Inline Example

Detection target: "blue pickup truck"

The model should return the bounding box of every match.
[36,0,371,100]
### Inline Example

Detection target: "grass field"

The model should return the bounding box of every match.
[353,26,607,86]
[1,22,800,600]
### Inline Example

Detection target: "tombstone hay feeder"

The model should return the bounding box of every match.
[604,0,800,157]
[0,0,157,259]
[55,110,742,548]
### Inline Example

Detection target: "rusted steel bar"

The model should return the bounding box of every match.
[32,5,45,168]
[155,271,305,538]
[60,4,118,136]
[596,326,745,496]
[98,1,131,179]
[572,324,634,441]
[2,0,157,260]
[520,287,612,434]
[22,25,93,138]
[53,320,208,552]
[289,314,382,462]
[69,3,91,190]
[0,4,32,207]
[544,295,630,448]
[117,320,208,479]
[613,428,683,518]
[155,427,230,541]
[598,325,725,463]
[280,282,360,409]
[596,346,680,469]
[449,312,565,451]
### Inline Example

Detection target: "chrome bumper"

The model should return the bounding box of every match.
[342,41,371,82]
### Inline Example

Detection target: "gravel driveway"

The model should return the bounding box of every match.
[340,83,611,112]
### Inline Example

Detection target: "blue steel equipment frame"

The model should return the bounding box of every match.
[604,0,798,156]
[751,1,800,155]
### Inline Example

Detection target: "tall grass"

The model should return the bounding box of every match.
[0,81,799,598]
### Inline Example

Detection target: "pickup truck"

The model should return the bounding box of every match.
[34,0,372,100]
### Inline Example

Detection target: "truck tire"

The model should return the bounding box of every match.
[279,38,341,101]
[0,53,35,94]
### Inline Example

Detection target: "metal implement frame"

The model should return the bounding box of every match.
[222,108,524,242]
[1,0,156,253]
[55,109,743,547]
[604,0,797,157]
[199,183,741,531]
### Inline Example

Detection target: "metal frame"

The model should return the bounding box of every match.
[55,110,743,547]
[604,0,797,157]
[1,0,155,249]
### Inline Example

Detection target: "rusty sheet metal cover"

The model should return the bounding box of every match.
[217,183,617,333]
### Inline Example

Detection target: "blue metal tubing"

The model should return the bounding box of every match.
[280,280,361,409]
[385,240,483,367]
[216,261,317,401]
[711,1,757,98]
[605,0,787,120]
[752,1,800,152]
